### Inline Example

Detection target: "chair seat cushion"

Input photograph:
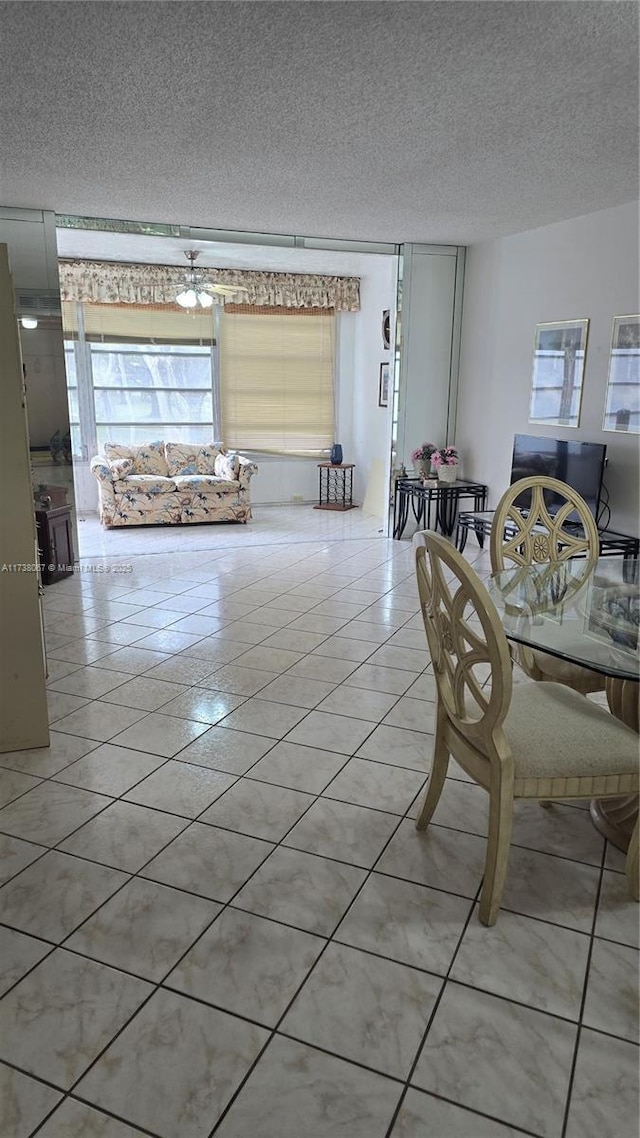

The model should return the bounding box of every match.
[506,682,639,779]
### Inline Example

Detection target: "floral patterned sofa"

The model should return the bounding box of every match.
[90,441,258,529]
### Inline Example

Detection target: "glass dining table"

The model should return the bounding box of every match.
[489,557,639,852]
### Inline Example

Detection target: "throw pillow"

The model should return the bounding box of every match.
[165,443,200,477]
[214,452,240,481]
[132,441,167,476]
[104,443,135,465]
[109,457,134,479]
[196,444,224,475]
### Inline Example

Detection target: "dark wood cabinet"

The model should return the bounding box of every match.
[36,506,75,584]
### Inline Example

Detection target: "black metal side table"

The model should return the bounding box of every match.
[393,477,488,540]
[314,463,357,511]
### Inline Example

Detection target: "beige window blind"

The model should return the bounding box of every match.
[219,307,335,457]
[61,302,214,343]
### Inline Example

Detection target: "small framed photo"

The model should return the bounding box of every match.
[603,314,639,433]
[378,362,390,408]
[528,318,589,428]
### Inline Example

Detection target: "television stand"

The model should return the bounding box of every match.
[456,508,639,565]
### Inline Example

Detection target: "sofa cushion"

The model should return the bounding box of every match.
[114,474,177,494]
[165,442,223,477]
[214,452,241,480]
[173,475,238,491]
[104,441,168,476]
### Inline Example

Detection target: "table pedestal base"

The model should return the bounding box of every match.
[590,677,638,853]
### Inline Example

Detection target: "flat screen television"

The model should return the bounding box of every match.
[510,434,607,522]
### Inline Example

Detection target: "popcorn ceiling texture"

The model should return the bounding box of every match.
[0,1,637,244]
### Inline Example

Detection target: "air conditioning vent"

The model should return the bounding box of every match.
[15,289,62,317]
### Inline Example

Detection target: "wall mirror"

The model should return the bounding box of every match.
[528,318,588,428]
[603,314,639,434]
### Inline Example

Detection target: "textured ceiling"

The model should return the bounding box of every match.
[1,1,638,245]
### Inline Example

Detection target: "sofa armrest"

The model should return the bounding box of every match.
[237,457,258,489]
[90,456,114,483]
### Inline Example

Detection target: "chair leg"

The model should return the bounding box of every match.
[625,817,639,902]
[479,779,514,927]
[415,733,449,831]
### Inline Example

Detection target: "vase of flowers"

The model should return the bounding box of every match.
[432,445,459,482]
[410,442,438,477]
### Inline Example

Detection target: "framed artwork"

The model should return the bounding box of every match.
[603,314,639,433]
[528,318,589,428]
[378,362,390,408]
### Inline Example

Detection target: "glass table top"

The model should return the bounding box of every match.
[489,558,639,682]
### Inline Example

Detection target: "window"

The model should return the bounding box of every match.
[62,301,336,458]
[219,307,335,457]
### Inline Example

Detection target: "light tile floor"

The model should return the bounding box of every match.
[0,507,638,1138]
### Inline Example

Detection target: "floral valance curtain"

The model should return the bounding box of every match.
[58,260,360,312]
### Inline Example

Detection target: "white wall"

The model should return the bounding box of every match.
[456,201,640,534]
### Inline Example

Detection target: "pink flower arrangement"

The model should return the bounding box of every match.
[411,442,437,463]
[431,445,459,467]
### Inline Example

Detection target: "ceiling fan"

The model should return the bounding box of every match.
[175,250,249,309]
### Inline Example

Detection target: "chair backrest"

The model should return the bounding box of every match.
[490,476,600,571]
[414,531,513,758]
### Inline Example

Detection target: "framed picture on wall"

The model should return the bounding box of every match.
[528,318,589,428]
[603,314,639,434]
[378,362,390,408]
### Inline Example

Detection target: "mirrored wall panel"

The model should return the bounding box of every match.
[528,318,588,428]
[603,314,639,434]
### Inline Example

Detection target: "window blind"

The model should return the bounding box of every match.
[61,301,214,343]
[219,308,335,457]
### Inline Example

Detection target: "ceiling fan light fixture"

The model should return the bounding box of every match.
[175,287,198,309]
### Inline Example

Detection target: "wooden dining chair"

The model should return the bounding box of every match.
[413,530,638,926]
[489,475,604,694]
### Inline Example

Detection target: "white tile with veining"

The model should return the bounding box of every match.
[59,800,188,872]
[0,1064,62,1138]
[247,740,348,793]
[167,907,323,1026]
[323,757,426,815]
[286,654,358,683]
[50,701,148,743]
[0,949,152,1088]
[452,904,590,1018]
[111,711,210,757]
[377,818,486,898]
[0,780,111,845]
[218,696,308,740]
[357,723,433,772]
[214,1035,399,1138]
[0,849,128,941]
[36,1098,145,1138]
[53,743,166,796]
[283,796,399,868]
[336,872,472,974]
[234,845,366,935]
[141,821,274,901]
[47,690,91,724]
[0,767,42,809]
[99,675,188,711]
[412,983,576,1138]
[391,1088,522,1138]
[67,877,219,981]
[75,987,268,1138]
[0,926,52,996]
[282,941,441,1078]
[594,869,639,948]
[583,938,639,1042]
[200,777,313,841]
[176,724,278,774]
[285,710,376,755]
[0,731,98,777]
[566,1028,639,1138]
[501,846,600,932]
[123,760,236,817]
[256,674,336,708]
[203,662,278,697]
